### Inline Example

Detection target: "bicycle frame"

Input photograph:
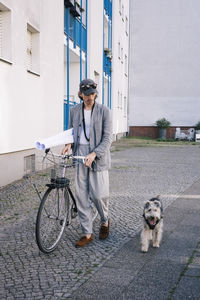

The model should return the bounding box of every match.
[34,149,97,253]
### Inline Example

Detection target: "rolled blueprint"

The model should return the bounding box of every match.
[35,128,74,150]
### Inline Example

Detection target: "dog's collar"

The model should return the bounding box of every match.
[143,214,162,230]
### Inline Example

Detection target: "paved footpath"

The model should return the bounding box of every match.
[70,176,200,300]
[1,145,200,299]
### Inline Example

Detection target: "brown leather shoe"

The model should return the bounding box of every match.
[99,219,110,240]
[75,235,94,248]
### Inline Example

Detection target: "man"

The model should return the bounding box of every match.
[62,79,113,247]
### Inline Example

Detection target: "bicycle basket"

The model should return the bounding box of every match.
[41,152,75,182]
[24,151,75,193]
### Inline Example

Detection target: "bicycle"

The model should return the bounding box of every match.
[34,148,98,254]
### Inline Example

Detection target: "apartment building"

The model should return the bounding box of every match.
[128,0,200,138]
[0,0,129,187]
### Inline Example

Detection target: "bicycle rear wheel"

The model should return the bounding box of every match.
[36,187,70,253]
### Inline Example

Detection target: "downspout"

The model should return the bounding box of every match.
[85,0,87,78]
[65,7,70,130]
[102,5,105,105]
[108,13,110,108]
[110,1,112,109]
[80,0,82,82]
[67,12,70,107]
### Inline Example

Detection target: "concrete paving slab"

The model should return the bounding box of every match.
[172,277,200,300]
[185,256,200,277]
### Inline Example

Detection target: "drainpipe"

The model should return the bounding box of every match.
[65,7,70,129]
[85,0,87,78]
[102,6,105,105]
[80,0,82,82]
[110,1,112,109]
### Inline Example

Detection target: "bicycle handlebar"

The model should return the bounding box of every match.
[43,148,85,164]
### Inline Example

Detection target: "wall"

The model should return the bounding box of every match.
[0,0,64,186]
[0,0,64,154]
[129,0,200,129]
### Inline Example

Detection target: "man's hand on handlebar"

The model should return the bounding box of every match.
[84,151,96,168]
[62,144,72,155]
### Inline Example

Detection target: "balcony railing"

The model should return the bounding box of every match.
[64,98,79,130]
[104,0,112,18]
[64,7,86,52]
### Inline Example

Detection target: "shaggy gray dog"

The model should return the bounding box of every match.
[141,197,163,253]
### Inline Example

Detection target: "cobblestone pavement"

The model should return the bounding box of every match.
[1,145,200,299]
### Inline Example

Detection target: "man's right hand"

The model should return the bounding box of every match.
[62,144,72,155]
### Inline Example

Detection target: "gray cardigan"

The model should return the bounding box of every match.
[69,102,113,171]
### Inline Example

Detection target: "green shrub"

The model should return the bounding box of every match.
[155,118,171,129]
[195,121,200,130]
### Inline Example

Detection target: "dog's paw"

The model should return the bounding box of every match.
[141,247,148,253]
[153,243,160,248]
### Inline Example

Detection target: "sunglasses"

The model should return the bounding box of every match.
[80,83,97,90]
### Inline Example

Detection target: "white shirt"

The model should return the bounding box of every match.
[79,109,91,144]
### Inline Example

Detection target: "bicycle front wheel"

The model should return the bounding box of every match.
[36,187,70,253]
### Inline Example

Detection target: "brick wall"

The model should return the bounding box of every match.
[129,126,193,139]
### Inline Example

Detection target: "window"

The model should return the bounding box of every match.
[27,23,40,75]
[104,14,109,50]
[125,54,128,75]
[27,29,32,70]
[118,91,120,108]
[94,71,100,103]
[82,0,86,26]
[24,154,36,175]
[121,47,123,63]
[125,16,128,35]
[69,13,74,37]
[108,19,112,50]
[122,4,124,21]
[119,0,121,15]
[0,3,11,63]
[118,92,122,109]
[118,42,120,59]
[124,96,127,117]
[104,75,108,107]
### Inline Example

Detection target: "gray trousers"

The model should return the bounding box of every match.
[75,144,109,234]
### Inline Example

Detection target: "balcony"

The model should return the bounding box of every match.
[64,7,87,52]
[104,0,112,18]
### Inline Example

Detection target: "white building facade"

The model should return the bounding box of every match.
[0,0,64,187]
[129,0,200,138]
[0,0,129,187]
[112,0,129,137]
